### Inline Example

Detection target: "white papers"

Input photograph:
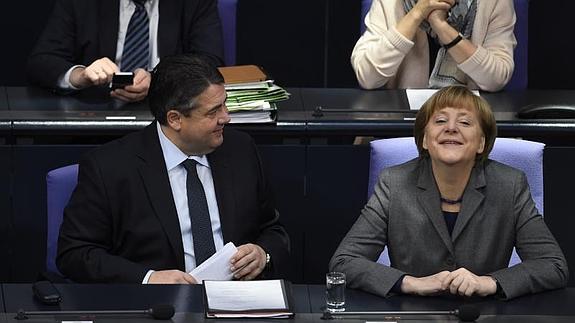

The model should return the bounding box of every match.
[406,89,480,110]
[406,89,439,110]
[189,242,237,283]
[204,280,292,318]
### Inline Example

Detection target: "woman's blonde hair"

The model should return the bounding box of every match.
[413,86,497,162]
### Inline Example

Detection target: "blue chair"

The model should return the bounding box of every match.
[218,0,237,66]
[368,137,544,267]
[359,0,528,90]
[46,164,79,275]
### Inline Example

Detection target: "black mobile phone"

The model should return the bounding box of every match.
[110,72,134,90]
[33,281,62,305]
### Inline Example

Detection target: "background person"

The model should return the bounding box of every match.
[27,0,224,102]
[352,0,516,91]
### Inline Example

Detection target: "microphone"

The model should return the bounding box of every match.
[15,304,175,320]
[321,304,480,322]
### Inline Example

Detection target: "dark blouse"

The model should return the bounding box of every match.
[443,211,458,236]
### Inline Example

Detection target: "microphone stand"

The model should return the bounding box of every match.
[321,305,480,322]
[312,106,418,117]
[321,309,459,319]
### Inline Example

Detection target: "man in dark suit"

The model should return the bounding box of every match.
[57,54,289,283]
[27,0,223,103]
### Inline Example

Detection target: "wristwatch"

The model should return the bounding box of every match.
[265,253,271,270]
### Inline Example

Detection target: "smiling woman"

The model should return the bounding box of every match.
[414,86,496,212]
[329,85,569,300]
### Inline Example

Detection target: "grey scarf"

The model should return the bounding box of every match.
[403,0,478,87]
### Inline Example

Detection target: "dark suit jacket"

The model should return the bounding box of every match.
[27,0,224,89]
[57,123,290,283]
[330,157,569,300]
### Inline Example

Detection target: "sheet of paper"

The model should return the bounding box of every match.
[204,280,287,312]
[189,242,237,283]
[406,89,480,110]
[406,89,439,110]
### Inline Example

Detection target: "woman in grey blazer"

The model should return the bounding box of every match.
[330,86,568,300]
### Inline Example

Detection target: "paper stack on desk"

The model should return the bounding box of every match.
[225,80,290,124]
[203,280,294,318]
[218,65,289,124]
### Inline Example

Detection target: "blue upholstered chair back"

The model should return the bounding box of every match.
[46,164,79,274]
[359,0,528,90]
[368,137,544,267]
[218,0,237,66]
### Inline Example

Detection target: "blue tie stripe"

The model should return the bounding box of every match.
[123,35,148,59]
[121,1,149,71]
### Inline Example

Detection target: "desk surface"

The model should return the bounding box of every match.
[308,285,575,316]
[2,284,575,320]
[1,284,310,314]
[2,87,575,141]
[1,86,307,137]
[1,313,574,323]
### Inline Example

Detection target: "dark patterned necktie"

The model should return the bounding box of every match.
[121,0,149,71]
[182,159,216,266]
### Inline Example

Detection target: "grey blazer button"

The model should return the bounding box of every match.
[446,257,455,266]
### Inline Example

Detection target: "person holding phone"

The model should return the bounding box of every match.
[27,0,224,102]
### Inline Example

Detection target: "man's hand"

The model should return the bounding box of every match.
[148,270,197,284]
[401,271,451,296]
[442,268,497,297]
[70,57,119,89]
[230,244,267,281]
[111,68,151,102]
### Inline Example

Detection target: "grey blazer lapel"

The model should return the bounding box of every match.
[416,159,454,253]
[452,164,486,242]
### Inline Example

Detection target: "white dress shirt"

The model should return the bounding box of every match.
[143,122,225,283]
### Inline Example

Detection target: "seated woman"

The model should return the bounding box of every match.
[353,0,516,91]
[330,86,568,300]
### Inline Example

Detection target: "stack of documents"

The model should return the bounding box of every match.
[203,280,294,318]
[225,80,290,124]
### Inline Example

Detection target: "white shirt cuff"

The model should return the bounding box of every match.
[142,270,155,284]
[57,65,85,90]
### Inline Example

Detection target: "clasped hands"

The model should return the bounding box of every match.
[401,268,498,297]
[69,57,150,102]
[412,0,454,25]
[148,243,267,284]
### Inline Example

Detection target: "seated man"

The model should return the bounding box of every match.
[57,54,289,283]
[27,0,224,102]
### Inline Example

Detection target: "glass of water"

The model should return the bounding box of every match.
[326,271,345,312]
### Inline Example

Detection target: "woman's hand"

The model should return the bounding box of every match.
[427,9,448,26]
[397,0,454,40]
[442,268,498,297]
[401,271,451,296]
[411,0,454,21]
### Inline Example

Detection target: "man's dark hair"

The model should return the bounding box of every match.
[148,54,225,125]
